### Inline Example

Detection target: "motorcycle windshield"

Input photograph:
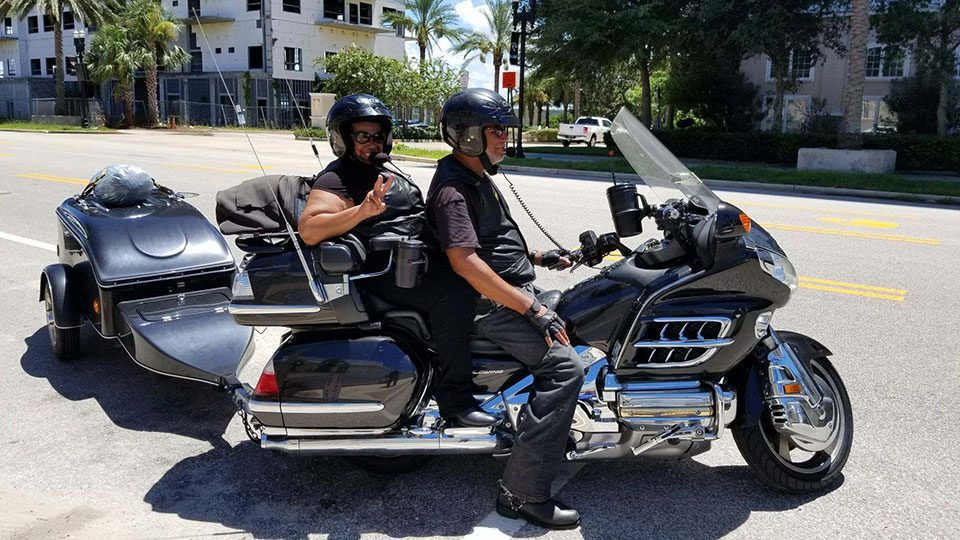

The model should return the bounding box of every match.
[610,107,720,214]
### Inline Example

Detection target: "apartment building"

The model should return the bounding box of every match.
[0,0,408,124]
[741,30,960,133]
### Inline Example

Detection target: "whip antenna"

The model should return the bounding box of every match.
[192,10,331,304]
[282,77,323,168]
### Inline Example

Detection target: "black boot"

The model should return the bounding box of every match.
[495,486,580,530]
[451,406,498,427]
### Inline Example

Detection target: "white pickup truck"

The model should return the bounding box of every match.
[557,116,612,147]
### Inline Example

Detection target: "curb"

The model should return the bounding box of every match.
[0,128,119,134]
[392,154,960,207]
[392,154,442,165]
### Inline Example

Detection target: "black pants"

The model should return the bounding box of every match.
[360,259,479,417]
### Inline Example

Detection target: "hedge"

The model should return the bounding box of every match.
[644,131,960,172]
[394,125,441,141]
[294,127,326,139]
[523,128,559,142]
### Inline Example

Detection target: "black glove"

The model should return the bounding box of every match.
[524,298,566,341]
[539,249,570,270]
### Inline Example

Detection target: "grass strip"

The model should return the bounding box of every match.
[393,143,450,160]
[0,121,114,132]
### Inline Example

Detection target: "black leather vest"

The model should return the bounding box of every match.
[428,156,535,286]
[314,157,427,244]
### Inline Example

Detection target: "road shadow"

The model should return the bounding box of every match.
[145,444,504,539]
[145,442,841,539]
[19,326,235,447]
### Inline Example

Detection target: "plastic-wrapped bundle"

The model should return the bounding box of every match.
[90,165,154,207]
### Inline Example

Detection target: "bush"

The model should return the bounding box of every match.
[650,130,960,171]
[522,128,559,142]
[393,125,441,140]
[294,127,326,139]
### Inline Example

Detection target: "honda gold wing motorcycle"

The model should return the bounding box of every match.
[220,107,853,493]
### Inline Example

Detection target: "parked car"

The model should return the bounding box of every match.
[557,116,613,147]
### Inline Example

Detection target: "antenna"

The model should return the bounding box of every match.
[281,77,324,168]
[192,10,330,304]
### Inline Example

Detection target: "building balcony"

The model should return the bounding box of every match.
[0,32,17,41]
[314,18,395,35]
[177,14,235,24]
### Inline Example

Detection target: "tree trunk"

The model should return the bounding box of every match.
[562,100,568,121]
[665,103,675,129]
[493,60,501,93]
[54,2,65,116]
[545,103,550,126]
[146,62,160,126]
[771,58,787,133]
[123,82,135,128]
[536,102,542,126]
[573,83,581,119]
[936,76,949,136]
[639,59,652,127]
[419,41,427,65]
[839,0,869,149]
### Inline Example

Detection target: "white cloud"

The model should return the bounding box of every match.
[403,0,510,96]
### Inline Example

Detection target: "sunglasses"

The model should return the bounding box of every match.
[351,131,387,144]
[485,125,508,138]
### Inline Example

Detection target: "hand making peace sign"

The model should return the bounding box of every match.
[359,174,394,218]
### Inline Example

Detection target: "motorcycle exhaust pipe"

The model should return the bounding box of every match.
[260,427,504,456]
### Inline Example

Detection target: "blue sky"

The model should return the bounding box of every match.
[402,0,510,96]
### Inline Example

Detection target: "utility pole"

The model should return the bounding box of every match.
[511,1,536,159]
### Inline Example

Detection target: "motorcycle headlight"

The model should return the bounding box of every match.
[757,249,798,291]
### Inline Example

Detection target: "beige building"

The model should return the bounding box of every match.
[740,30,960,132]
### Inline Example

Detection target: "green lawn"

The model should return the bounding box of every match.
[0,121,114,132]
[391,144,960,199]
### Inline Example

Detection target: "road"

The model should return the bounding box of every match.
[0,130,958,539]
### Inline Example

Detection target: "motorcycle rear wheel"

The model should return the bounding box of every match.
[732,357,853,493]
[345,455,433,475]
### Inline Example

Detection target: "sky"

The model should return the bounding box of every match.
[403,0,509,97]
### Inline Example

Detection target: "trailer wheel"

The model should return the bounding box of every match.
[45,283,79,361]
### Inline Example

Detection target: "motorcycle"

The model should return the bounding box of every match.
[221,107,853,493]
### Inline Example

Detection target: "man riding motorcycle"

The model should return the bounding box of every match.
[297,93,496,428]
[426,88,583,530]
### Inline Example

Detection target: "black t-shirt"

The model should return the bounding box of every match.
[312,155,380,205]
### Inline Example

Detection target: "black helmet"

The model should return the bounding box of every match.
[440,88,519,157]
[326,93,394,158]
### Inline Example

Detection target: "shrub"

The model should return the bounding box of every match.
[294,127,326,139]
[522,128,559,142]
[393,125,441,140]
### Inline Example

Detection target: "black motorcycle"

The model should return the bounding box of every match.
[218,108,853,493]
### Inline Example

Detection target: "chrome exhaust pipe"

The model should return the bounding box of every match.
[260,426,504,456]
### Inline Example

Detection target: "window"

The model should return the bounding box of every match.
[247,0,261,11]
[215,47,221,54]
[3,17,13,36]
[321,50,337,72]
[31,58,41,76]
[284,47,302,71]
[866,45,905,78]
[349,3,359,24]
[46,57,56,75]
[189,32,198,50]
[66,56,77,76]
[256,19,262,28]
[248,46,263,69]
[190,51,203,72]
[0,61,4,78]
[766,51,815,81]
[359,3,372,25]
[325,0,345,19]
[28,16,38,34]
[283,0,300,14]
[7,59,15,76]
[62,12,74,30]
[43,14,54,32]
[861,96,896,132]
[382,7,404,36]
[228,47,234,53]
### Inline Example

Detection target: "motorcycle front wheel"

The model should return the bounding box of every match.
[732,356,853,493]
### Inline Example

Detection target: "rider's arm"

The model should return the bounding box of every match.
[297,189,369,246]
[447,247,536,314]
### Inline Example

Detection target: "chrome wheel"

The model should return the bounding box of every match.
[44,283,80,361]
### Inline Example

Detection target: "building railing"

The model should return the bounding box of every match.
[160,99,308,129]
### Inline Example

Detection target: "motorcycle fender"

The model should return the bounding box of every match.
[40,264,82,328]
[776,330,833,360]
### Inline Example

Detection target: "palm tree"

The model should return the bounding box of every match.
[451,0,511,92]
[382,0,465,65]
[0,0,114,116]
[128,0,188,126]
[85,23,149,127]
[839,0,869,149]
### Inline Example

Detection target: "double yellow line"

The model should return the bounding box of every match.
[799,276,906,302]
[15,172,87,185]
[762,223,940,246]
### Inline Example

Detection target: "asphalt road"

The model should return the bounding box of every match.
[1,130,958,539]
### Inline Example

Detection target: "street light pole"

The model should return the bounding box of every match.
[73,29,89,129]
[511,0,536,159]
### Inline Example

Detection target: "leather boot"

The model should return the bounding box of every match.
[451,406,498,427]
[495,489,581,530]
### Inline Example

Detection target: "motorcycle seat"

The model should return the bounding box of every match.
[468,289,562,357]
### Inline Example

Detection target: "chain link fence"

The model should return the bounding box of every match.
[160,100,309,129]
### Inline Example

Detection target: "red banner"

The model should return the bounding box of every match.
[502,71,517,89]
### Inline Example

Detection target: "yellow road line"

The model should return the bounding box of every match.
[799,276,907,295]
[763,223,940,245]
[240,164,273,171]
[818,217,899,229]
[16,173,87,185]
[0,153,13,158]
[730,201,917,220]
[799,283,905,302]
